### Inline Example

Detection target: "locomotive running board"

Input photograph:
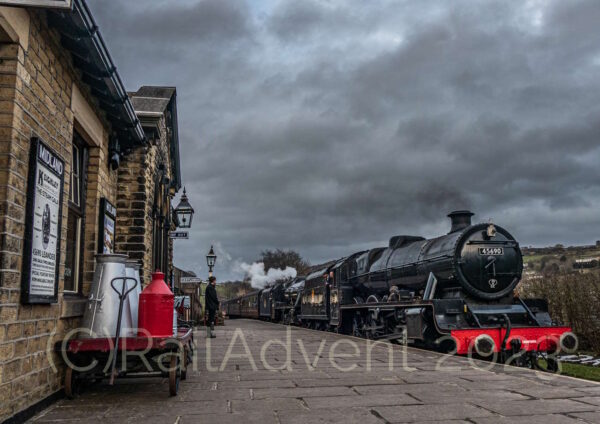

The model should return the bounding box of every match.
[340,301,431,310]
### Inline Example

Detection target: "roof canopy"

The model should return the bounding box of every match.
[46,0,146,148]
[129,86,182,191]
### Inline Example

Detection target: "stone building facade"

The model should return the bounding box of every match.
[173,267,203,323]
[0,3,182,422]
[116,87,181,287]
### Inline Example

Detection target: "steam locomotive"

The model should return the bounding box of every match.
[221,211,576,368]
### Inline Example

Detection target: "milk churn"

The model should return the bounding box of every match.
[125,259,142,332]
[137,271,174,337]
[81,254,133,338]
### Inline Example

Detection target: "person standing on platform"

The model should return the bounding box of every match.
[205,276,219,338]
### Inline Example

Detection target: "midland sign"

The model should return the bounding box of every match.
[21,138,65,304]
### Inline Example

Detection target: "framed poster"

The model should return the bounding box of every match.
[21,138,65,304]
[97,197,116,254]
[0,0,72,9]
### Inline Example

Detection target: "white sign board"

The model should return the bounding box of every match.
[0,0,72,8]
[181,277,203,284]
[169,231,189,239]
[22,138,64,303]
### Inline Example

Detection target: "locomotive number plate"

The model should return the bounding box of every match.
[479,247,504,255]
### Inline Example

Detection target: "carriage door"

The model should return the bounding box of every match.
[330,270,340,324]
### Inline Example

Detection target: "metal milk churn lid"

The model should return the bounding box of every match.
[81,254,133,338]
[125,259,142,332]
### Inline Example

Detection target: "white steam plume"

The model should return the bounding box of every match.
[239,262,297,289]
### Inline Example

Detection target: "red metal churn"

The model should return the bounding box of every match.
[137,271,174,337]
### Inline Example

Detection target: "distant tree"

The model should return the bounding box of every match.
[559,255,567,262]
[259,249,311,275]
[520,272,600,352]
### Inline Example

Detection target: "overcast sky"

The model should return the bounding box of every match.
[88,0,600,280]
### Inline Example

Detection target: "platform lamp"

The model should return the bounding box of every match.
[206,245,217,278]
[174,187,194,229]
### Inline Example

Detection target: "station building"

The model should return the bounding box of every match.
[0,2,183,421]
[173,266,203,324]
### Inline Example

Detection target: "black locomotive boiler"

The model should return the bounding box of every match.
[221,211,576,367]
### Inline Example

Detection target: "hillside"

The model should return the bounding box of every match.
[521,243,600,278]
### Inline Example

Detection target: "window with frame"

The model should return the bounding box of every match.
[64,133,87,293]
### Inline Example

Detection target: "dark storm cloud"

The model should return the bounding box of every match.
[92,0,252,41]
[87,0,600,279]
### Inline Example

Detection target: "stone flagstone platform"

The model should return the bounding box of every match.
[29,319,600,423]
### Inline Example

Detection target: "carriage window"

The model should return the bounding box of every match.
[341,265,348,281]
[357,258,366,273]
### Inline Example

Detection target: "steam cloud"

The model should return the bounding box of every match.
[239,262,297,289]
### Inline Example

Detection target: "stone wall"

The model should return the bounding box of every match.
[0,8,116,421]
[116,113,175,287]
[115,145,154,285]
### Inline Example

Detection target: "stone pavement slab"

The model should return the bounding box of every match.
[29,319,600,423]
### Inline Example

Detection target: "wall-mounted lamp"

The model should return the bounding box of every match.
[109,135,121,170]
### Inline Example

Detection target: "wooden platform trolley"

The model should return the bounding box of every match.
[60,276,194,398]
[61,327,194,397]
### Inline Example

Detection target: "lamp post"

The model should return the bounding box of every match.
[206,245,217,278]
[172,187,194,292]
[174,187,194,229]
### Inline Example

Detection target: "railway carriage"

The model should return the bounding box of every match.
[239,290,261,319]
[300,267,331,329]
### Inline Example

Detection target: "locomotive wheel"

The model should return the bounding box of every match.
[352,315,365,338]
[64,367,79,399]
[365,313,378,340]
[169,354,180,396]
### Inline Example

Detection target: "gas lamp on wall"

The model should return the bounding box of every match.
[174,187,194,229]
[108,135,121,170]
[206,245,217,277]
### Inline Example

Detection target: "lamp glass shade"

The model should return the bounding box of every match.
[206,245,217,268]
[174,188,194,229]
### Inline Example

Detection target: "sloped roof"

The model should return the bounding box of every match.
[46,0,146,147]
[135,86,176,99]
[129,86,176,115]
[129,86,182,190]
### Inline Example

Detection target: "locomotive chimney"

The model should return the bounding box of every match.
[448,210,474,233]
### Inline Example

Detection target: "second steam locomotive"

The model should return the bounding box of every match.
[221,211,576,368]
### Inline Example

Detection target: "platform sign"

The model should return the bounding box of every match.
[21,138,65,304]
[98,198,116,254]
[0,0,72,8]
[169,231,189,239]
[181,277,202,284]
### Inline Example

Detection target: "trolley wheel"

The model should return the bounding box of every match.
[64,367,78,399]
[169,354,180,396]
[181,349,188,381]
